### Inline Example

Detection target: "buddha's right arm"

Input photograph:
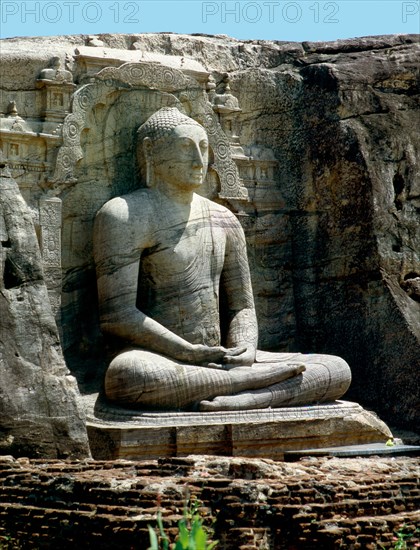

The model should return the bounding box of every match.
[97,270,244,365]
[93,196,240,366]
[96,263,201,361]
[93,197,196,360]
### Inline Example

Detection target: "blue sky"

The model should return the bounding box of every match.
[1,0,419,41]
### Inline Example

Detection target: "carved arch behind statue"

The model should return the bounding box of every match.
[53,62,248,200]
[54,62,246,355]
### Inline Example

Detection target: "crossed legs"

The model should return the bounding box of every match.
[105,349,351,411]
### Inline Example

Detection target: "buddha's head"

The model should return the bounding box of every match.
[136,107,209,191]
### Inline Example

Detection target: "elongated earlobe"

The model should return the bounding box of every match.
[146,158,153,187]
[143,137,154,187]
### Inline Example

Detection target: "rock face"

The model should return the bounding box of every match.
[289,40,420,428]
[0,33,418,431]
[0,155,90,458]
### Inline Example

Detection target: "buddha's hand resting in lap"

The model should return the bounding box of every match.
[211,346,256,368]
[206,346,257,369]
[178,344,251,368]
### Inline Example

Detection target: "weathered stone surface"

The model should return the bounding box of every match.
[92,105,351,413]
[0,33,418,433]
[85,400,392,460]
[0,454,418,549]
[0,154,90,458]
[290,42,420,430]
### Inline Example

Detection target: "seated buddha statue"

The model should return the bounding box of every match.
[93,107,351,411]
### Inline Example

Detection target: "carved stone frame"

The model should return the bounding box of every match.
[53,62,248,200]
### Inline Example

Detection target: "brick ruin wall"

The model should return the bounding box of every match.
[0,455,418,549]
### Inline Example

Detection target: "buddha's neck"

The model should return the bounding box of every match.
[154,181,195,205]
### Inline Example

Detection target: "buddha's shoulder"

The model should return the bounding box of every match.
[96,189,155,223]
[199,196,240,222]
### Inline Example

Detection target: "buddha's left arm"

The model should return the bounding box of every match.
[220,213,258,364]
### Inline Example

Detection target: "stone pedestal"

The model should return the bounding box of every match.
[85,398,392,460]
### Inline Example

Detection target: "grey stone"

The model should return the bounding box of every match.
[0,152,90,458]
[0,32,418,443]
[93,107,351,412]
[283,443,420,460]
[85,399,393,460]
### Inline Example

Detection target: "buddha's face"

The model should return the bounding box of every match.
[146,124,209,191]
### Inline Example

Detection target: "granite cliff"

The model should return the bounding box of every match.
[0,153,90,458]
[0,33,418,441]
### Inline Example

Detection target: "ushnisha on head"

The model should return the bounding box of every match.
[136,107,209,190]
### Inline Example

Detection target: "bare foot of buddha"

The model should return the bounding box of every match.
[200,362,306,411]
[200,356,352,411]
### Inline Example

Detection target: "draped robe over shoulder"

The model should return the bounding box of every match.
[94,189,351,411]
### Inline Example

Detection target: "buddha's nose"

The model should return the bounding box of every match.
[192,145,204,168]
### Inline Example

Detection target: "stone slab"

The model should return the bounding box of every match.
[284,443,420,460]
[85,398,393,460]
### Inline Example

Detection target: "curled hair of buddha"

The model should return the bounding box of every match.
[137,107,203,144]
[136,107,205,187]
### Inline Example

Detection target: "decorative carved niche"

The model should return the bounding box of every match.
[53,62,248,202]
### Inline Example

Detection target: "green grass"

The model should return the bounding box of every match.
[147,497,218,550]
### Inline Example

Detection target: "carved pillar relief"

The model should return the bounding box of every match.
[0,59,70,317]
[0,204,8,285]
[39,198,62,317]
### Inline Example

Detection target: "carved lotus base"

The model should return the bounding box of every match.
[84,397,393,460]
